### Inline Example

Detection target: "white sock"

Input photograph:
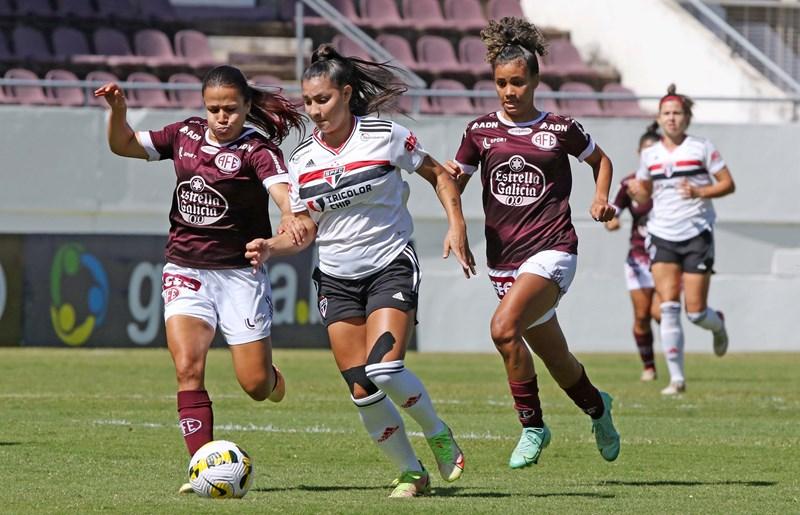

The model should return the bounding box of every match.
[353,391,421,473]
[660,302,685,383]
[687,308,723,332]
[365,360,445,437]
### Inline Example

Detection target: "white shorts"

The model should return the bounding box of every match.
[624,255,654,291]
[161,263,273,345]
[488,250,578,328]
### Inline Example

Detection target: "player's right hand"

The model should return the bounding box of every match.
[245,238,271,271]
[93,82,127,110]
[443,160,463,179]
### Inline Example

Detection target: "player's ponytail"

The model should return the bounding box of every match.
[659,83,694,119]
[303,43,407,116]
[202,65,305,144]
[639,121,661,147]
[481,17,547,75]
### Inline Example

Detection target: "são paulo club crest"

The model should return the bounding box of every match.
[323,166,345,188]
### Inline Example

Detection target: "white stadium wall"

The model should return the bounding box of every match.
[0,107,798,352]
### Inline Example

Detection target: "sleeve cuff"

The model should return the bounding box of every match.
[456,161,478,175]
[262,174,289,191]
[576,138,596,162]
[136,131,161,162]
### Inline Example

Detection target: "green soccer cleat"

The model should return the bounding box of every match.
[388,468,431,498]
[592,392,621,462]
[509,425,551,469]
[426,423,464,482]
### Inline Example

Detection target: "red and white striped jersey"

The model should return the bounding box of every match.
[636,135,726,241]
[287,116,426,279]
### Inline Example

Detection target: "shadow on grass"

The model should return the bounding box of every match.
[0,442,22,446]
[599,480,777,487]
[253,485,613,499]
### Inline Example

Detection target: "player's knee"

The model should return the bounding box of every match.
[342,365,379,398]
[490,313,519,348]
[240,373,270,401]
[174,359,205,389]
[633,315,650,333]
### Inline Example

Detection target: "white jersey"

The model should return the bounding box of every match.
[287,116,427,279]
[636,135,726,241]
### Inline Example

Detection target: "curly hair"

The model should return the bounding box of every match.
[480,16,547,74]
[302,43,407,116]
[659,83,694,118]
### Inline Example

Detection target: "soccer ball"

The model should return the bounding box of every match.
[188,440,254,498]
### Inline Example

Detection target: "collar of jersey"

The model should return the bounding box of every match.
[203,127,256,148]
[312,115,358,155]
[496,110,548,127]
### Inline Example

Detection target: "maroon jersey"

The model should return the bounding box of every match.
[611,173,652,261]
[455,111,595,269]
[139,117,289,269]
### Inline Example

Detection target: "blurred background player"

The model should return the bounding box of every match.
[629,84,736,395]
[245,44,475,498]
[94,65,305,492]
[605,122,663,382]
[445,17,620,469]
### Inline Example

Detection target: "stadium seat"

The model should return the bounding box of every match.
[250,74,283,88]
[44,69,85,107]
[397,92,439,115]
[535,81,560,114]
[487,0,525,19]
[174,30,222,71]
[0,29,17,66]
[545,38,598,81]
[430,79,474,114]
[54,0,101,22]
[93,28,148,67]
[376,34,424,73]
[95,0,142,22]
[51,27,105,65]
[417,35,470,75]
[126,72,175,109]
[305,0,360,26]
[601,83,646,117]
[444,0,487,32]
[85,70,120,107]
[459,36,492,79]
[0,0,12,18]
[359,0,412,31]
[332,34,370,60]
[168,73,203,110]
[4,68,56,105]
[133,29,189,68]
[473,79,499,114]
[401,0,457,31]
[15,0,55,18]
[138,0,179,24]
[12,26,60,65]
[558,81,603,117]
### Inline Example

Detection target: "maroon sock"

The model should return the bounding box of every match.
[634,331,655,369]
[509,376,544,428]
[563,366,604,419]
[177,390,213,456]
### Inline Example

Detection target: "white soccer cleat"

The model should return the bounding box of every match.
[640,368,657,382]
[660,382,686,396]
[713,311,728,357]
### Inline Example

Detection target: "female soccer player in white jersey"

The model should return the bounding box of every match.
[94,65,305,493]
[245,44,476,498]
[444,17,621,469]
[628,84,735,395]
[604,123,662,382]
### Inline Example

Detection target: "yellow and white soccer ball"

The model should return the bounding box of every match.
[188,440,253,498]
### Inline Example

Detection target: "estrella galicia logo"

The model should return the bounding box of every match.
[49,243,109,346]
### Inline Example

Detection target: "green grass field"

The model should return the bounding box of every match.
[1,348,798,514]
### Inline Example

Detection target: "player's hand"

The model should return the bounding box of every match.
[443,160,463,179]
[678,179,699,199]
[590,200,615,222]
[443,224,477,278]
[245,238,271,271]
[276,215,306,246]
[604,217,621,231]
[93,82,127,111]
[627,179,645,198]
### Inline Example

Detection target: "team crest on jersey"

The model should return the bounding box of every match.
[323,166,345,187]
[532,131,557,150]
[663,163,674,178]
[214,152,241,174]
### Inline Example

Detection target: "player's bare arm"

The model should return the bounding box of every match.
[628,178,652,204]
[416,155,477,278]
[678,167,736,199]
[584,145,616,222]
[245,211,317,268]
[443,160,473,194]
[94,82,149,160]
[268,182,307,245]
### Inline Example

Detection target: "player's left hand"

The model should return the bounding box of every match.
[277,215,306,245]
[590,200,615,222]
[678,179,698,199]
[443,225,477,278]
[245,238,271,271]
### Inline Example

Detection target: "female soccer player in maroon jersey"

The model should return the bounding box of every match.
[445,17,621,468]
[246,44,475,498]
[605,123,662,382]
[94,65,305,493]
[628,85,735,395]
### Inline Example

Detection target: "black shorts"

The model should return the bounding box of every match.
[650,230,715,274]
[312,244,421,326]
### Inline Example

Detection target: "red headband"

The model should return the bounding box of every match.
[659,94,684,107]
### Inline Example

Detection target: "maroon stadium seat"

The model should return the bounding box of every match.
[15,0,55,18]
[4,68,56,105]
[430,79,474,115]
[559,81,603,117]
[250,74,283,88]
[174,30,221,70]
[134,29,188,68]
[12,26,59,64]
[54,0,101,21]
[459,36,492,79]
[359,0,412,31]
[397,93,439,115]
[535,81,560,114]
[473,79,499,114]
[376,34,423,73]
[401,0,457,31]
[86,70,120,107]
[487,0,524,20]
[44,69,85,107]
[93,28,148,67]
[95,0,141,22]
[416,35,469,75]
[444,0,487,32]
[139,0,178,23]
[545,39,597,80]
[332,35,370,60]
[52,27,105,65]
[0,29,16,65]
[126,72,175,109]
[168,73,203,110]
[305,0,360,26]
[601,83,646,117]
